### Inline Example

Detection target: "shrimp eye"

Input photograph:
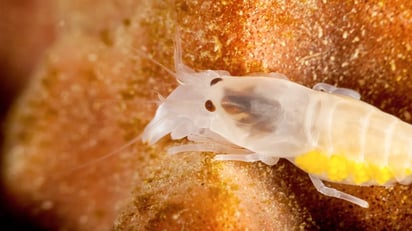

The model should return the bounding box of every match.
[205,100,216,112]
[210,78,223,86]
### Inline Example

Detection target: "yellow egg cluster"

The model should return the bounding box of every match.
[294,150,408,185]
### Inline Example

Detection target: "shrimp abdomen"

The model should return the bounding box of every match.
[294,93,412,186]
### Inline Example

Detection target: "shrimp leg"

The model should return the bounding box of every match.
[313,83,361,100]
[214,153,279,166]
[168,143,249,155]
[309,175,369,208]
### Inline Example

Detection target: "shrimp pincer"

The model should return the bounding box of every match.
[141,40,412,209]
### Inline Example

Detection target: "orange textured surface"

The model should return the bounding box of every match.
[1,0,412,230]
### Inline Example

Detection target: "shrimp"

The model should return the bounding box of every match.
[141,38,412,209]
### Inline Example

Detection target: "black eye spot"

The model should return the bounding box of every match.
[210,78,223,86]
[205,100,216,112]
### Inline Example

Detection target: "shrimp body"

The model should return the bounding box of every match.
[141,41,412,208]
[292,93,412,187]
[201,76,412,185]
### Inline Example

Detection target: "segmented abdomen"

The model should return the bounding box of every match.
[294,93,412,186]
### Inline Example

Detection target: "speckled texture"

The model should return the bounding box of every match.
[1,0,412,230]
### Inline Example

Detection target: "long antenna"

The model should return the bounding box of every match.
[57,134,143,179]
[133,48,177,77]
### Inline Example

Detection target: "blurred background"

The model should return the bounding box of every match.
[0,0,55,229]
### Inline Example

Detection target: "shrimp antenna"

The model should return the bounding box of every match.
[133,48,177,78]
[56,134,143,179]
[174,30,184,71]
[173,29,196,75]
[132,29,195,84]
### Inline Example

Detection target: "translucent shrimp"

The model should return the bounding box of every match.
[141,39,412,209]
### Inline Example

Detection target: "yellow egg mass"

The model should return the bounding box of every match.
[294,150,402,185]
